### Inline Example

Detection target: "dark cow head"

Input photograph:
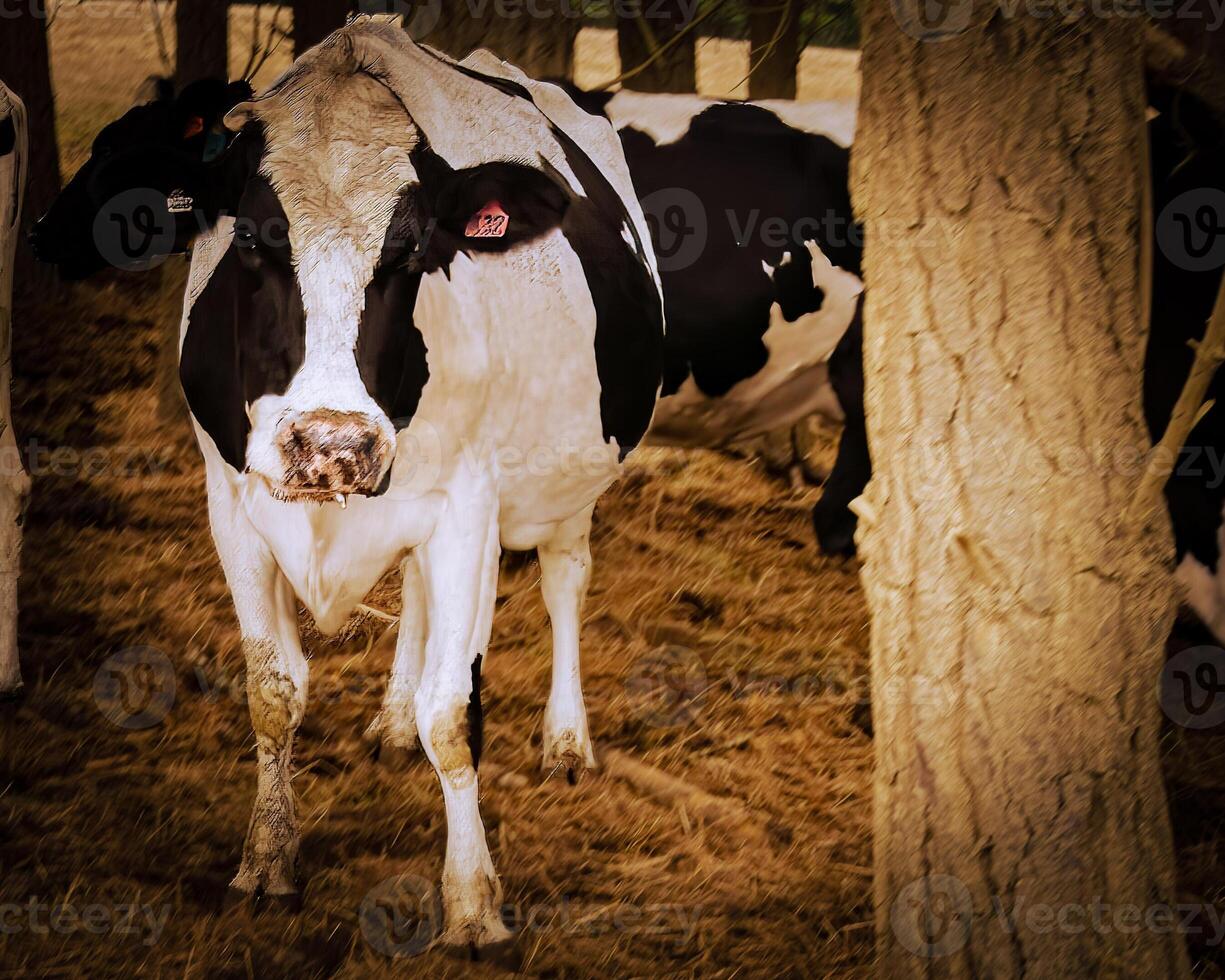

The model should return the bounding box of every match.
[176,23,587,502]
[28,78,252,280]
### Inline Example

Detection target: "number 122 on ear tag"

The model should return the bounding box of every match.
[465,201,509,239]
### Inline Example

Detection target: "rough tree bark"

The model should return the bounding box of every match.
[175,0,229,86]
[0,85,33,699]
[293,0,352,56]
[854,7,1192,977]
[413,1,579,80]
[748,0,798,100]
[616,0,697,93]
[0,1,60,242]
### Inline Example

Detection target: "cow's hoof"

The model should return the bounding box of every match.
[442,919,518,967]
[363,711,418,767]
[542,730,597,784]
[458,935,521,970]
[222,885,302,915]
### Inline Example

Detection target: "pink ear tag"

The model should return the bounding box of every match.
[465,201,509,239]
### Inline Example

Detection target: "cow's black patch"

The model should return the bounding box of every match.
[179,176,306,470]
[468,653,484,770]
[359,187,431,428]
[0,117,15,158]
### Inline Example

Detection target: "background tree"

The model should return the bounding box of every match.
[175,0,229,86]
[293,0,353,57]
[616,0,697,92]
[0,0,60,237]
[415,1,579,80]
[853,5,1192,977]
[748,0,798,99]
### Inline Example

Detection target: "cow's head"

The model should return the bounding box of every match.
[28,78,252,279]
[178,22,578,502]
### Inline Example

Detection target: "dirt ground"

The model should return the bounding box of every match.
[1,7,1223,979]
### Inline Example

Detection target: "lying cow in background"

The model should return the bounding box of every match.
[0,82,31,701]
[563,87,867,555]
[37,19,665,951]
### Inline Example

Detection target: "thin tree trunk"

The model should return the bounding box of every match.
[416,3,579,80]
[748,0,798,100]
[0,2,60,237]
[854,6,1191,977]
[616,0,696,93]
[292,0,352,57]
[175,0,230,87]
[0,85,32,698]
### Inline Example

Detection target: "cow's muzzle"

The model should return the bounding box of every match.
[273,410,394,501]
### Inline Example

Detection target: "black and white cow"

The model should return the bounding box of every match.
[37,19,664,950]
[29,78,252,280]
[561,88,867,555]
[0,82,31,701]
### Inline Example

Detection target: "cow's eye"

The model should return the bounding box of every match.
[234,223,258,250]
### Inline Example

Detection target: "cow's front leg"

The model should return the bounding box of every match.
[539,506,597,779]
[363,554,425,767]
[414,477,510,952]
[207,480,307,908]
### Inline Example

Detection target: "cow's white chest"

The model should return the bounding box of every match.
[646,243,862,449]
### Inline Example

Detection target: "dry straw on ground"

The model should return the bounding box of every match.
[2,8,1224,978]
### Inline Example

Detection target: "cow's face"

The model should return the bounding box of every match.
[29,80,251,280]
[180,68,570,501]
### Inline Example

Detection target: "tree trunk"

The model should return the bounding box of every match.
[0,85,32,698]
[175,0,230,87]
[748,0,798,100]
[853,6,1192,977]
[413,3,579,80]
[616,0,696,93]
[0,2,60,232]
[292,0,352,57]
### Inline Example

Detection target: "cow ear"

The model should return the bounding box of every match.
[429,161,570,251]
